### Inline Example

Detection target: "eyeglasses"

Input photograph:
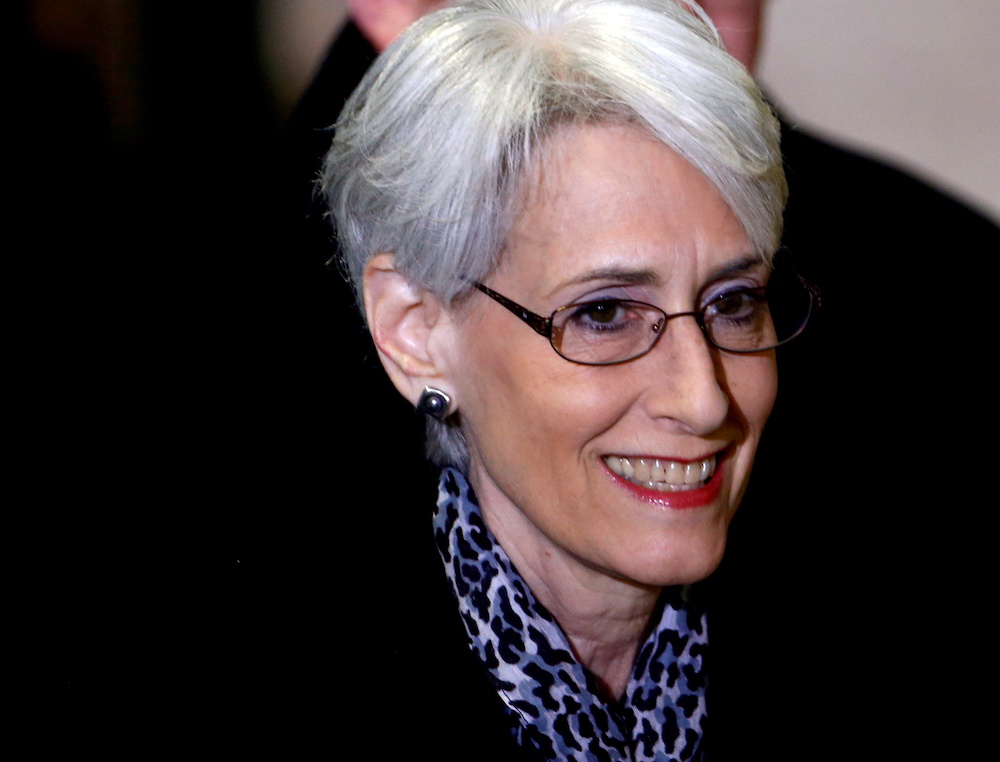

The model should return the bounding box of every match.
[471,270,818,366]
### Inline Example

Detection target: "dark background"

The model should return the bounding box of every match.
[10,2,345,750]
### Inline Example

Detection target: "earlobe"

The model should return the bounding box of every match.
[363,253,454,408]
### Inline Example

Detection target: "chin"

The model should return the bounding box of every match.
[621,531,730,588]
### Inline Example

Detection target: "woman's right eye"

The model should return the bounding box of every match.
[577,300,621,322]
[566,300,634,331]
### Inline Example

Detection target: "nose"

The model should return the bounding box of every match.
[641,315,730,435]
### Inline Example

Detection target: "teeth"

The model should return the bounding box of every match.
[603,454,717,492]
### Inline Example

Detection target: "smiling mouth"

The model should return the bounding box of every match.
[603,455,717,493]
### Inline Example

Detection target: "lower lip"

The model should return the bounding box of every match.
[604,456,725,509]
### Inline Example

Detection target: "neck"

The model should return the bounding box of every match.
[491,532,662,701]
[462,464,667,700]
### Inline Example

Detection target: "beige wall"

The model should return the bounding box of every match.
[263,0,999,222]
[759,0,999,222]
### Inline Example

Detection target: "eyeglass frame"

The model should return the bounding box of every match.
[470,274,818,367]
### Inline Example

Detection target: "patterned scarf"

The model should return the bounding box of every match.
[433,468,708,762]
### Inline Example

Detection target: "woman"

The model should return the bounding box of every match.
[322,1,813,759]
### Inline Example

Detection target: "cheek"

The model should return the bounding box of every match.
[449,319,622,462]
[726,354,778,435]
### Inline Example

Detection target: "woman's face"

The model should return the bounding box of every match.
[442,122,777,592]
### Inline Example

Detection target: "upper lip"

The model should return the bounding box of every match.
[604,447,727,463]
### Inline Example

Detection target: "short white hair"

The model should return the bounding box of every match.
[323,0,787,466]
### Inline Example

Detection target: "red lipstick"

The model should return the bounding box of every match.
[603,455,725,509]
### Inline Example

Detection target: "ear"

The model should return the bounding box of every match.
[363,252,455,408]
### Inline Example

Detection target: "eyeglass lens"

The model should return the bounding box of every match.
[550,271,813,365]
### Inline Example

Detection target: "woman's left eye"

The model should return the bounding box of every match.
[703,287,766,321]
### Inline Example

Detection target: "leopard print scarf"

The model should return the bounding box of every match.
[434,468,708,762]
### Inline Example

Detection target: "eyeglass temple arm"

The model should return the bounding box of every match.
[801,276,822,310]
[471,282,553,337]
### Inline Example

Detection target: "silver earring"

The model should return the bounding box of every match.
[416,387,452,420]
[417,386,451,421]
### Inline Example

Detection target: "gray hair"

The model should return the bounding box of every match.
[323,0,787,467]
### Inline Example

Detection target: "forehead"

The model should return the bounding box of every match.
[496,122,750,298]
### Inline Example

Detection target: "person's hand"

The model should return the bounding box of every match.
[347,0,767,70]
[346,0,446,51]
[696,0,766,71]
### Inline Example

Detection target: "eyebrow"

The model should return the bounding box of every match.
[547,254,766,299]
[707,254,768,280]
[550,266,661,295]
